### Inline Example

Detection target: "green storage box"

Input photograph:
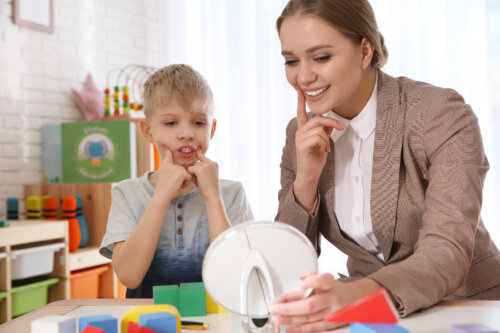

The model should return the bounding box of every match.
[0,291,7,302]
[10,277,59,317]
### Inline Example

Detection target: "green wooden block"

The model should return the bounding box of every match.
[180,282,206,317]
[0,220,9,227]
[153,285,179,309]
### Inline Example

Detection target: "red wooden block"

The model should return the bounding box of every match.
[325,288,398,324]
[138,326,160,333]
[127,321,140,333]
[126,321,160,333]
[82,325,105,333]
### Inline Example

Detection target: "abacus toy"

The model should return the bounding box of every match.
[104,64,157,117]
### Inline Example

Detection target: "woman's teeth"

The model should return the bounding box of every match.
[305,86,329,97]
[180,148,193,153]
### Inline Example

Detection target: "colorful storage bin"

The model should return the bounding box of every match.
[11,243,65,280]
[11,277,59,317]
[0,291,7,302]
[70,265,109,299]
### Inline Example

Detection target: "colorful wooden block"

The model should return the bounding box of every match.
[350,323,409,333]
[451,324,499,333]
[138,327,160,333]
[78,314,117,333]
[31,315,76,333]
[82,326,105,333]
[127,321,140,333]
[326,288,398,324]
[139,312,177,333]
[121,305,180,333]
[206,291,227,313]
[127,321,160,333]
[180,282,206,317]
[153,285,179,308]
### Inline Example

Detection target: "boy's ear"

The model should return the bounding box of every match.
[210,119,217,139]
[140,119,154,144]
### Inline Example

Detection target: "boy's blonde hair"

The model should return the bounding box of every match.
[143,64,214,119]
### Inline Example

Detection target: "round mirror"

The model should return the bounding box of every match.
[202,221,318,318]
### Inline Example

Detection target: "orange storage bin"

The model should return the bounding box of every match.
[117,279,127,299]
[70,265,109,299]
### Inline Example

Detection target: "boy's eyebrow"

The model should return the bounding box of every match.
[281,44,334,56]
[158,111,209,117]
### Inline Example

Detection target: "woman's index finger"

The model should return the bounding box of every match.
[296,90,308,128]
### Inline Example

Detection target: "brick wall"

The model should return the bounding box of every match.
[0,0,160,219]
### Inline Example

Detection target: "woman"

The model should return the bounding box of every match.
[272,0,500,332]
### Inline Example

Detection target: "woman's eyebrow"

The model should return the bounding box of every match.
[281,44,335,56]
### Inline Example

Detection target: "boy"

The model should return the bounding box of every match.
[99,64,254,298]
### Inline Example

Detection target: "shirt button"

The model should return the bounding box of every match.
[355,216,361,222]
[177,228,183,235]
[354,176,359,182]
[177,203,183,209]
[177,215,183,221]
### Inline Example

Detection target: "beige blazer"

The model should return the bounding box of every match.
[276,71,500,316]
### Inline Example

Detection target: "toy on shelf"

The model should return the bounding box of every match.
[74,194,89,248]
[62,196,81,251]
[27,196,41,220]
[43,196,58,220]
[104,64,157,118]
[7,197,19,219]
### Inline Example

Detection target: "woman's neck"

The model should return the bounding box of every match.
[335,69,377,120]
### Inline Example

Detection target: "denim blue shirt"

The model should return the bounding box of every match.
[99,171,254,298]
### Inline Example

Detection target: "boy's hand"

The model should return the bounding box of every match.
[155,148,193,203]
[187,148,221,201]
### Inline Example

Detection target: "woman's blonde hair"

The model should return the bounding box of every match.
[143,64,214,119]
[276,0,388,69]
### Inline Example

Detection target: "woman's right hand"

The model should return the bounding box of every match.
[293,90,343,210]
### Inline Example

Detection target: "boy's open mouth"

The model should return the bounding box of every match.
[178,145,196,157]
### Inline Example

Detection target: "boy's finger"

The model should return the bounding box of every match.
[196,147,210,162]
[296,89,308,129]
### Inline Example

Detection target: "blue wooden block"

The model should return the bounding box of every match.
[350,323,409,333]
[78,314,117,333]
[139,312,177,333]
[451,324,498,333]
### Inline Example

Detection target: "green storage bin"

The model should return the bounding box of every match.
[10,277,59,317]
[0,291,7,302]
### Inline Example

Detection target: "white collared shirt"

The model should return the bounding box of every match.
[324,76,384,261]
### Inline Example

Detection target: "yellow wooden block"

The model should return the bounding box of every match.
[206,291,228,313]
[121,304,181,333]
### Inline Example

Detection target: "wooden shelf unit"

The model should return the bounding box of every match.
[24,183,124,301]
[0,220,69,324]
